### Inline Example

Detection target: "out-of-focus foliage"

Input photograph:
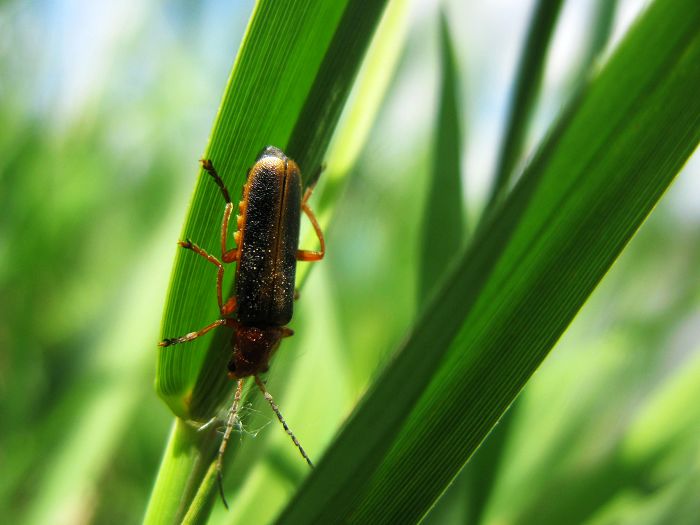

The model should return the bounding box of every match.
[0,0,698,524]
[0,2,253,522]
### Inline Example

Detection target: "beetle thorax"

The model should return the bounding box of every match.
[227,326,283,379]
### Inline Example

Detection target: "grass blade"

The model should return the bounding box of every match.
[579,0,618,79]
[157,0,350,420]
[148,1,390,521]
[418,10,466,299]
[483,0,565,214]
[448,3,621,522]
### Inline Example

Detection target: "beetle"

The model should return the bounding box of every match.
[159,146,325,507]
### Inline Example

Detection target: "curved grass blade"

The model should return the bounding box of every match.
[203,4,412,519]
[415,11,469,523]
[148,1,391,522]
[157,0,350,420]
[277,0,700,522]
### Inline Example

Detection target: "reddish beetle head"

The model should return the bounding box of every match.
[228,326,285,379]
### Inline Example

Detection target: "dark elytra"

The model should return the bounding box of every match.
[235,147,302,327]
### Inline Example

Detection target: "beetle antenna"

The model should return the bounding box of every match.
[217,378,245,509]
[254,375,313,468]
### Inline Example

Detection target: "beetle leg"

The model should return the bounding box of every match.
[178,239,232,315]
[297,194,325,261]
[202,159,240,262]
[221,202,243,264]
[221,295,237,316]
[222,248,239,263]
[158,318,237,347]
[178,238,222,267]
[301,178,318,206]
[200,159,232,204]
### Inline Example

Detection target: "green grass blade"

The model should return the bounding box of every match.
[276,0,700,522]
[156,0,389,421]
[418,10,465,299]
[479,218,700,524]
[192,6,410,519]
[483,0,565,215]
[286,1,391,177]
[448,4,621,522]
[411,13,468,519]
[144,420,219,525]
[579,0,618,79]
[150,0,390,521]
[157,0,347,420]
[180,453,221,524]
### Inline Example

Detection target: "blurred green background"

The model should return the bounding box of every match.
[1,1,698,524]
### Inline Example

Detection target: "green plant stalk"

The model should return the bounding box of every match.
[181,461,220,524]
[144,420,219,525]
[277,0,700,521]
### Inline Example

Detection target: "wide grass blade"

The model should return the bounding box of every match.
[148,0,390,522]
[276,0,700,522]
[157,0,347,420]
[156,0,389,421]
[448,3,621,522]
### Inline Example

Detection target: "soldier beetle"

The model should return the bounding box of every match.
[160,146,325,507]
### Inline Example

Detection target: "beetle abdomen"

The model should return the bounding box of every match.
[236,148,302,326]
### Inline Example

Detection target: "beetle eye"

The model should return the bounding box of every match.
[227,359,237,374]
